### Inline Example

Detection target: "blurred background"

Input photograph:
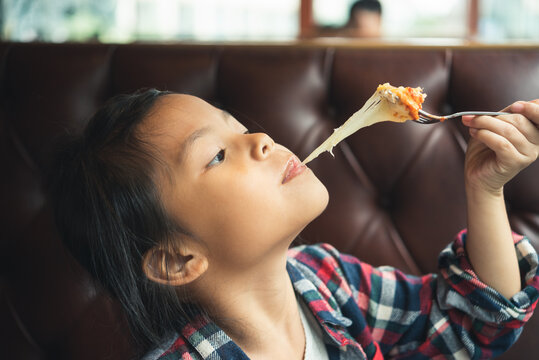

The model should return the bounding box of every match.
[1,0,538,43]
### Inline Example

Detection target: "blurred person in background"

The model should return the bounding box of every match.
[345,0,382,38]
[315,0,382,39]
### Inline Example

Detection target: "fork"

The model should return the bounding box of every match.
[415,109,510,124]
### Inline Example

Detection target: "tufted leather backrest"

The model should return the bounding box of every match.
[1,42,538,359]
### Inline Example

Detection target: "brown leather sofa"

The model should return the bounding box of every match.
[1,42,538,359]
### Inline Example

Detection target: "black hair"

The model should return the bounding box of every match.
[350,0,382,18]
[49,89,200,353]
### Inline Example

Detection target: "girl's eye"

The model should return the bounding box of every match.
[208,149,225,167]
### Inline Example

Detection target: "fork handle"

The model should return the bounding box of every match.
[447,111,510,119]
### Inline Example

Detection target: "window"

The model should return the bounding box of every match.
[479,0,539,42]
[313,0,539,43]
[1,0,299,42]
[314,0,467,40]
[2,0,539,43]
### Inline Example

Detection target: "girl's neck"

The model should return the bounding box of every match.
[195,250,305,359]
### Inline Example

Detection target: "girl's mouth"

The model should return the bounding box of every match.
[282,155,307,184]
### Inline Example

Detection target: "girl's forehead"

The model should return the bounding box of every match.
[143,94,217,134]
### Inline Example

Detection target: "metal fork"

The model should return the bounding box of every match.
[415,109,510,124]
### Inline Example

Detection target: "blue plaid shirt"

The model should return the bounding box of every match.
[145,231,539,359]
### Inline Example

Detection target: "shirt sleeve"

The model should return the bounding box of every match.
[334,230,539,359]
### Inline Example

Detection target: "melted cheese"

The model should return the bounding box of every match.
[302,83,426,164]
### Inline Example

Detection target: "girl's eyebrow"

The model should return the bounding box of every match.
[178,111,230,163]
[178,126,210,164]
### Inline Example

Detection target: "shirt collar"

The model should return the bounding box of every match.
[286,260,353,345]
[178,314,248,359]
[166,257,355,359]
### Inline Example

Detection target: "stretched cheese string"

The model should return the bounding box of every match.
[302,83,425,164]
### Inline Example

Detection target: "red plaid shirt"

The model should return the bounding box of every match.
[146,231,539,359]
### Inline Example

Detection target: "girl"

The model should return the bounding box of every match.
[50,89,539,359]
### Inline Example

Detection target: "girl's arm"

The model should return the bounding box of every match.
[465,187,519,298]
[462,100,539,299]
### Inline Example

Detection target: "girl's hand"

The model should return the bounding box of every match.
[462,99,539,195]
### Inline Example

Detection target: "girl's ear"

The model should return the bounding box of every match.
[142,243,208,286]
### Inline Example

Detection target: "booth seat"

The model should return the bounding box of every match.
[1,41,538,359]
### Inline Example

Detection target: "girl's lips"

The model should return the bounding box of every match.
[282,155,307,184]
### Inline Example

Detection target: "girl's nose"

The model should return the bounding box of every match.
[249,133,275,160]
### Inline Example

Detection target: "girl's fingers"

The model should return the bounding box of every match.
[469,127,530,167]
[508,100,539,127]
[465,115,538,157]
[497,113,539,145]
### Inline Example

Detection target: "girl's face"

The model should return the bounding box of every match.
[142,94,328,271]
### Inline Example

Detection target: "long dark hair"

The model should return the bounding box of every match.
[49,89,199,353]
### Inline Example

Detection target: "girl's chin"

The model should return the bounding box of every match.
[313,182,330,212]
[302,185,330,224]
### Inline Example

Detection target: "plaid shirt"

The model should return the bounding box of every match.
[149,231,539,360]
